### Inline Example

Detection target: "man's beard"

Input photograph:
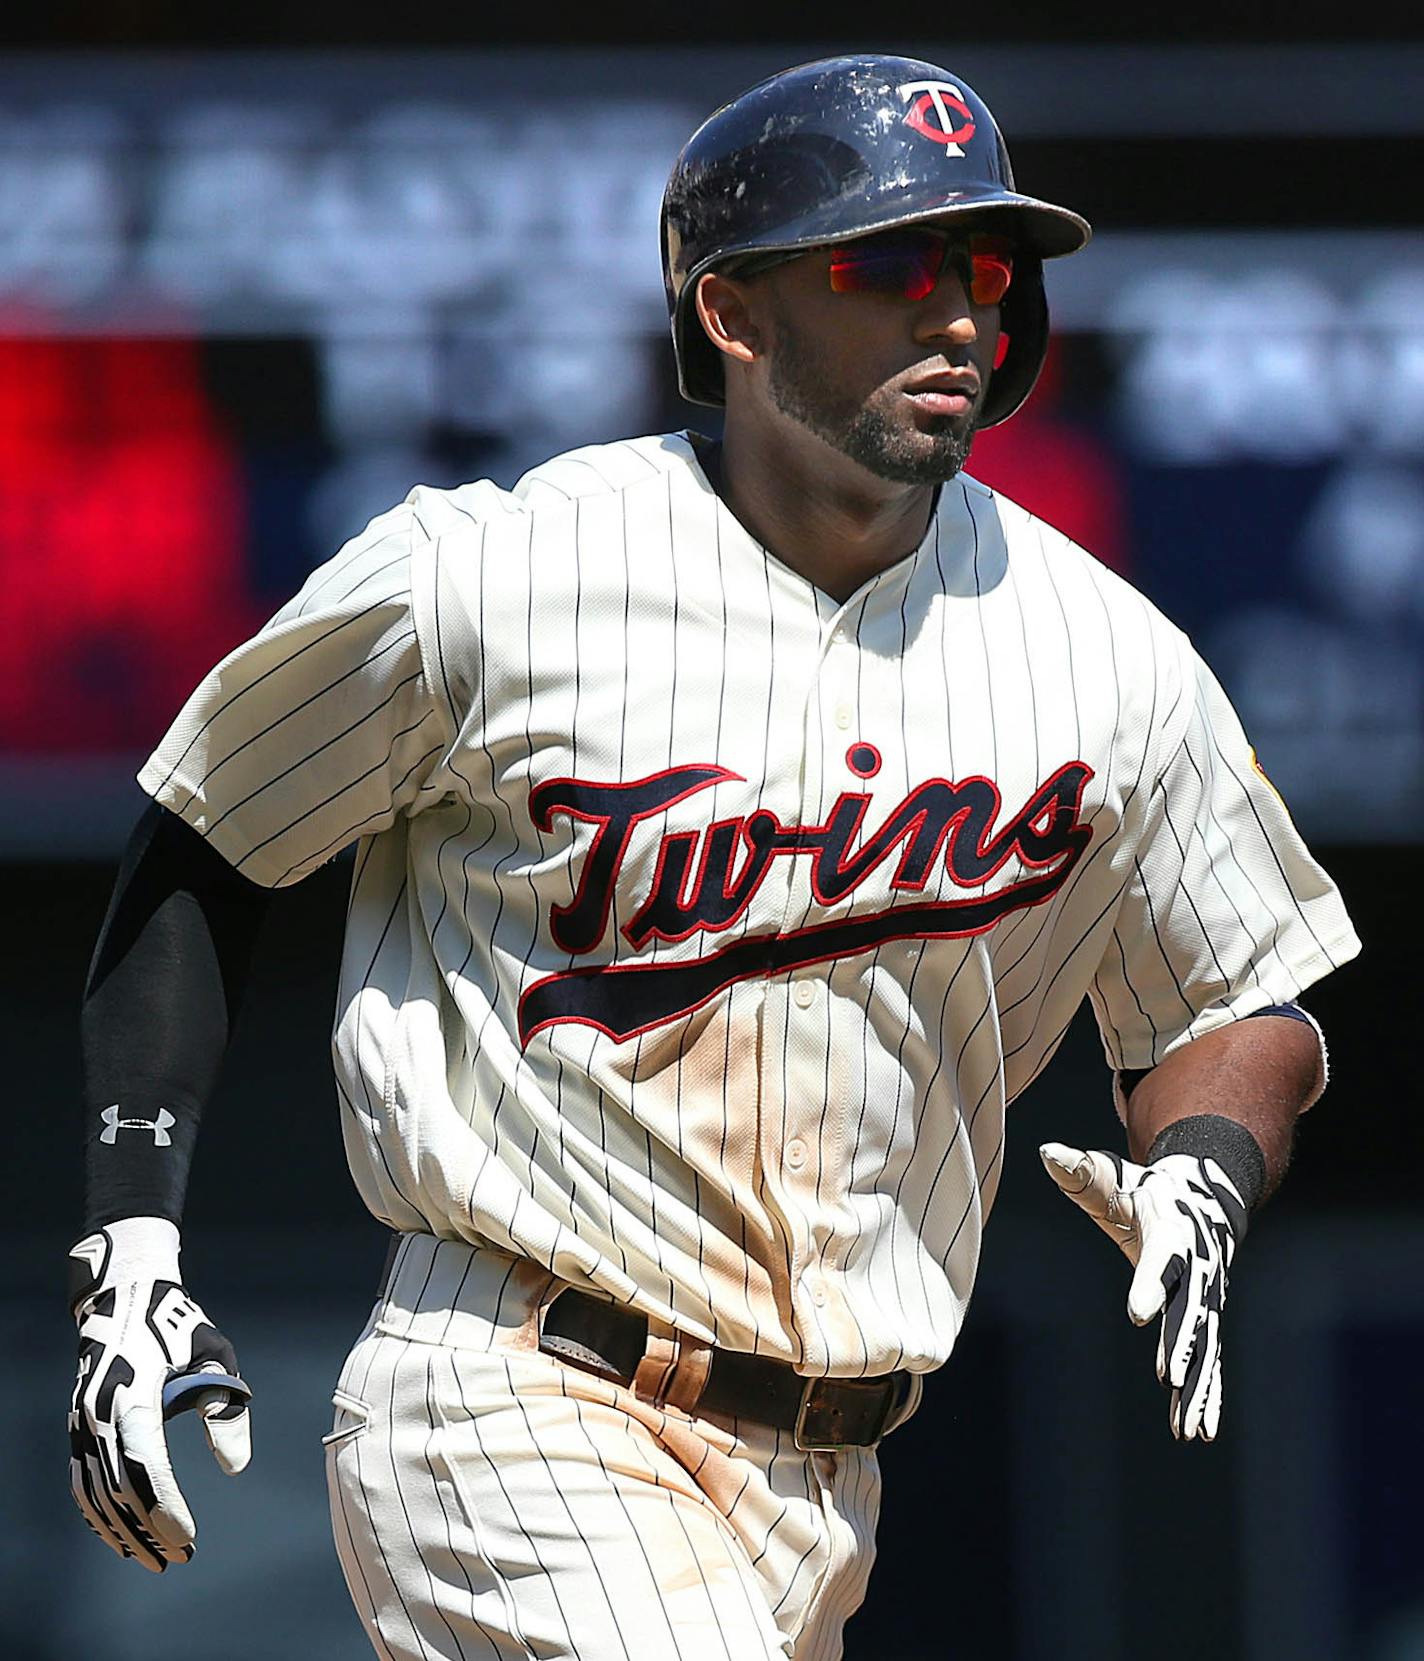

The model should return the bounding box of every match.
[766,304,979,483]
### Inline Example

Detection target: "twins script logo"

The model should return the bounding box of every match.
[898,79,977,154]
[517,750,1094,1045]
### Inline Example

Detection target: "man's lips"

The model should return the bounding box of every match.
[902,371,980,418]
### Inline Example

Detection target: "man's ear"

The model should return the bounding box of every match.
[694,271,762,370]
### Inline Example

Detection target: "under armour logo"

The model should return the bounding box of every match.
[898,80,977,154]
[99,1105,175,1146]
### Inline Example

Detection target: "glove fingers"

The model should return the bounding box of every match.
[1128,1240,1185,1329]
[119,1455,193,1567]
[167,1356,253,1476]
[84,1441,170,1571]
[202,1399,252,1476]
[1039,1143,1141,1260]
[1126,1181,1185,1296]
[1200,1352,1224,1443]
[1164,1278,1206,1393]
[70,1447,136,1565]
[1039,1143,1115,1214]
[1175,1308,1220,1440]
[118,1405,197,1556]
[1149,1253,1196,1381]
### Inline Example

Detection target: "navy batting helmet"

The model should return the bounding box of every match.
[661,54,1091,426]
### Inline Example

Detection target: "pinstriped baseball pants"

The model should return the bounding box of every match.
[325,1236,887,1661]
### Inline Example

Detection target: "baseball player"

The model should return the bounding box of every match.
[68,54,1359,1661]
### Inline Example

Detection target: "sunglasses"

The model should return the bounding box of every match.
[728,227,1014,306]
[829,228,1014,305]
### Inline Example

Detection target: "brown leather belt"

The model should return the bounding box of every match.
[538,1287,910,1451]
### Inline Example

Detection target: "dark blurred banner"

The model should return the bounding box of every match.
[0,44,1421,850]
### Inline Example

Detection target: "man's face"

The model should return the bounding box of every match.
[745,225,1005,484]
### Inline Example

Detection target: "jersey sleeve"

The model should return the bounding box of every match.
[137,501,456,888]
[1087,642,1361,1071]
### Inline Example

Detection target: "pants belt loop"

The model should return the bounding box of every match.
[661,1331,714,1415]
[631,1317,714,1414]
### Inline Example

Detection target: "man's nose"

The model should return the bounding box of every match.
[915,268,980,344]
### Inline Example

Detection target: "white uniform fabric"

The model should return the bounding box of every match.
[140,430,1358,1378]
[327,1233,878,1661]
[139,431,1359,1659]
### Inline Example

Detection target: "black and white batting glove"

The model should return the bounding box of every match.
[1039,1144,1246,1442]
[67,1217,252,1572]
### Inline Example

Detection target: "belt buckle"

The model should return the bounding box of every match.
[793,1375,900,1452]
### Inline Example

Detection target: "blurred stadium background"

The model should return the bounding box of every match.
[5,8,1419,1659]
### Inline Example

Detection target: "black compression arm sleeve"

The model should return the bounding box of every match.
[80,803,274,1231]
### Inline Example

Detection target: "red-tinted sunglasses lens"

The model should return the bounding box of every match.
[829,231,944,300]
[968,239,1014,306]
[827,231,1014,304]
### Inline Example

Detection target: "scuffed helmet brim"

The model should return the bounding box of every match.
[692,186,1091,281]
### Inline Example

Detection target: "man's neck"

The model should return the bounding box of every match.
[702,423,939,605]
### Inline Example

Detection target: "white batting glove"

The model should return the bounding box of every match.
[1039,1143,1246,1442]
[67,1217,252,1572]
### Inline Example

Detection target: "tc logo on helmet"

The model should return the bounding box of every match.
[898,80,976,154]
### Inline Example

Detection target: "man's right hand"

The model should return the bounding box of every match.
[67,1217,252,1572]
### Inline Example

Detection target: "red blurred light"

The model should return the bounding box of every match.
[0,327,260,753]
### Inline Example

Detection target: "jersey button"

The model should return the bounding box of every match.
[793,979,816,1008]
[786,1138,807,1170]
[834,704,853,731]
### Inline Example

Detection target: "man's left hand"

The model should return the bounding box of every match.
[1039,1143,1247,1442]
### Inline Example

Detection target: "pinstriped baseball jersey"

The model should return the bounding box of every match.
[139,431,1359,1379]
